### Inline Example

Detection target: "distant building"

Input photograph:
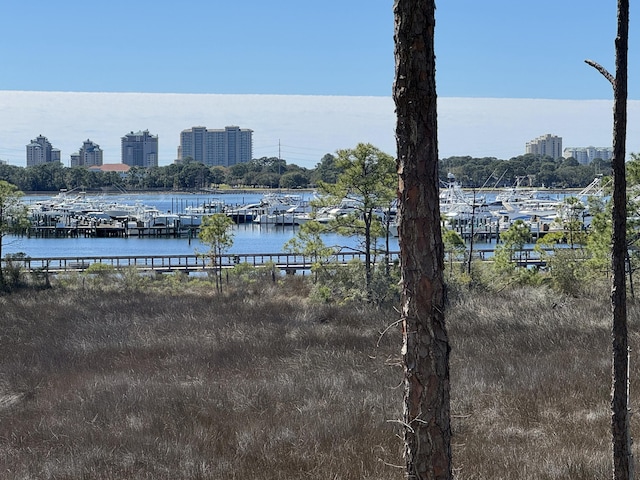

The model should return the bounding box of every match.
[525,134,562,159]
[121,130,158,168]
[0,159,6,165]
[70,139,103,167]
[26,135,61,167]
[179,125,253,167]
[563,146,613,165]
[88,163,131,179]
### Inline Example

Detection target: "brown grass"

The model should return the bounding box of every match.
[0,274,638,479]
[0,277,402,479]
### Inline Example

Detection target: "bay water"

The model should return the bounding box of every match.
[6,192,400,258]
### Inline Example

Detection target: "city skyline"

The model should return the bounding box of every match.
[1,91,640,170]
[1,2,638,170]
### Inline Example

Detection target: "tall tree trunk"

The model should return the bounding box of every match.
[394,1,452,479]
[611,2,633,477]
[587,1,633,477]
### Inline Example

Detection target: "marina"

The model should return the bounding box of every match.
[4,178,607,260]
[6,191,384,259]
[23,190,316,239]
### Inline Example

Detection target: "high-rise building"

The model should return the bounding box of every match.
[26,135,61,167]
[70,139,103,167]
[179,126,253,166]
[121,130,159,168]
[525,134,562,159]
[563,146,613,165]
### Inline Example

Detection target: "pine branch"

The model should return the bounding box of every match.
[585,59,615,86]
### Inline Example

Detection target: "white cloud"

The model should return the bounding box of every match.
[0,91,638,169]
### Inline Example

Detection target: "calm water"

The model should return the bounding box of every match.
[7,192,400,258]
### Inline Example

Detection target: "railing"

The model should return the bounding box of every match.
[1,247,559,276]
[2,251,404,274]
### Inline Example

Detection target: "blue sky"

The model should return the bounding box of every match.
[1,1,638,168]
[0,0,633,99]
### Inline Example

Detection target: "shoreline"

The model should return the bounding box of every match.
[22,187,317,197]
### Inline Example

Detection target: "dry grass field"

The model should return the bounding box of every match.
[0,273,638,479]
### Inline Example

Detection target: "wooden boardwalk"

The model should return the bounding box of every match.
[2,251,402,275]
[2,248,552,276]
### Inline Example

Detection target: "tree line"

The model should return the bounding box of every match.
[0,151,608,192]
[0,154,344,192]
[440,153,612,188]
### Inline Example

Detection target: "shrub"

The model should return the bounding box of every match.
[83,262,116,275]
[81,262,118,290]
[119,266,153,291]
[1,252,30,291]
[228,261,278,285]
[311,259,367,305]
[544,248,589,295]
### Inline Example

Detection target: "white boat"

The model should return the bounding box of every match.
[229,193,309,224]
[253,204,312,225]
[226,202,270,223]
[439,173,486,216]
[184,199,225,215]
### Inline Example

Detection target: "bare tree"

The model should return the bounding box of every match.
[585,0,634,478]
[393,1,452,479]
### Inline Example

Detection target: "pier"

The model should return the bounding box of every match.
[3,251,403,276]
[26,223,197,239]
[2,248,552,277]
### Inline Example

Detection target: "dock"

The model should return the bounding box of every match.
[2,248,554,277]
[26,223,198,239]
[3,251,402,276]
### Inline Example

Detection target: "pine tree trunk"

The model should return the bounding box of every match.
[393,1,452,478]
[611,1,633,478]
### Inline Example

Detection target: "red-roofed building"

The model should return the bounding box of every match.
[88,163,131,178]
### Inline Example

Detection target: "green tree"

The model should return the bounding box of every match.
[311,153,342,184]
[0,181,30,289]
[125,166,146,190]
[198,213,235,293]
[316,143,396,295]
[494,219,531,272]
[279,171,309,189]
[253,172,280,188]
[176,162,211,190]
[229,163,249,184]
[284,220,336,283]
[442,230,466,279]
[554,196,589,248]
[210,166,228,186]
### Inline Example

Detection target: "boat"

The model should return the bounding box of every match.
[439,173,487,216]
[230,193,310,224]
[253,205,312,225]
[183,199,225,215]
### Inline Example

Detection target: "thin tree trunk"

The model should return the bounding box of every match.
[365,213,372,293]
[587,1,633,477]
[611,2,633,477]
[394,1,452,479]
